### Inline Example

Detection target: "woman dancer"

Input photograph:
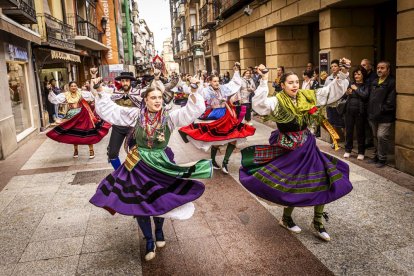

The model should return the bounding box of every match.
[47,81,111,158]
[179,63,255,174]
[239,60,353,241]
[89,83,211,261]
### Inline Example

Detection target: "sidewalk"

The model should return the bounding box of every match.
[0,119,413,275]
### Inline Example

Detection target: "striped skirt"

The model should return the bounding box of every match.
[239,131,353,207]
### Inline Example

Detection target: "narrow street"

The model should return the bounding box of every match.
[0,117,413,275]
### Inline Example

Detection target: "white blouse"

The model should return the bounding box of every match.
[95,92,206,131]
[252,71,350,116]
[48,90,95,104]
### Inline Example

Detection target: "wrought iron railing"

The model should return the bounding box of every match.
[200,0,220,29]
[1,0,36,24]
[190,25,203,43]
[36,13,75,49]
[67,14,101,43]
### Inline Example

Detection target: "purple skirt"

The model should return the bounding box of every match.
[89,148,205,216]
[239,131,353,207]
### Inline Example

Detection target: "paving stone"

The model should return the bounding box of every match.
[30,209,89,242]
[0,264,16,276]
[12,256,79,276]
[77,249,142,276]
[0,238,30,266]
[50,184,96,211]
[383,244,414,274]
[19,237,84,263]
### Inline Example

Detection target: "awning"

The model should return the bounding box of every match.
[0,14,41,44]
[50,50,81,63]
[75,36,109,51]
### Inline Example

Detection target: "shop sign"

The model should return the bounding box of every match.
[108,64,123,72]
[97,0,120,65]
[6,44,28,61]
[51,50,81,63]
[194,49,204,57]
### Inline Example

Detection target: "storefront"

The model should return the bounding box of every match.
[0,18,41,159]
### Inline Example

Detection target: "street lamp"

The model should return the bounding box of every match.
[100,17,108,34]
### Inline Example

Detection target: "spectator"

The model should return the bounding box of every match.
[361,58,376,86]
[238,70,256,125]
[48,79,61,124]
[306,62,313,71]
[310,68,320,90]
[343,65,369,160]
[301,69,313,90]
[325,59,345,146]
[367,61,396,168]
[272,66,284,94]
[223,71,231,84]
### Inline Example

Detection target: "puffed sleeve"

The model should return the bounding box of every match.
[221,71,242,97]
[251,79,278,115]
[95,93,139,127]
[48,92,67,104]
[168,92,206,130]
[316,71,349,106]
[81,91,95,101]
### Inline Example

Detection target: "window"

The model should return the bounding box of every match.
[7,62,32,135]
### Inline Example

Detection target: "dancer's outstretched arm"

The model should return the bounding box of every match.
[315,70,349,106]
[94,92,138,127]
[168,92,206,130]
[251,68,277,116]
[47,89,67,104]
[221,63,242,97]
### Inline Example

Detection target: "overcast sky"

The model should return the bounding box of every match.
[137,0,172,53]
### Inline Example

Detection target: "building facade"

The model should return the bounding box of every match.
[0,0,41,159]
[161,37,180,75]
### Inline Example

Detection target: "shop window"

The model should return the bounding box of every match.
[7,62,32,135]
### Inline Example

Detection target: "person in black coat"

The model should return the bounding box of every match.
[343,65,369,160]
[367,61,396,168]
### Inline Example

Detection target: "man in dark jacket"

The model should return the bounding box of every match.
[367,61,396,168]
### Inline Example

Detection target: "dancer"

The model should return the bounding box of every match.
[89,83,211,261]
[47,81,111,158]
[105,70,178,170]
[179,63,255,174]
[239,60,353,241]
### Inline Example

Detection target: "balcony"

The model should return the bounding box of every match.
[200,0,220,29]
[66,14,108,51]
[1,0,36,24]
[190,25,203,46]
[36,13,75,49]
[220,0,254,19]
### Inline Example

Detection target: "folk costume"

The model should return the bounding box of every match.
[47,89,111,158]
[232,74,256,124]
[90,90,211,260]
[179,70,255,174]
[105,72,178,170]
[239,71,353,241]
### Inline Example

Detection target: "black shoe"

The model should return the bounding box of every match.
[222,163,229,174]
[155,229,166,248]
[375,160,387,168]
[212,160,220,170]
[368,156,379,164]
